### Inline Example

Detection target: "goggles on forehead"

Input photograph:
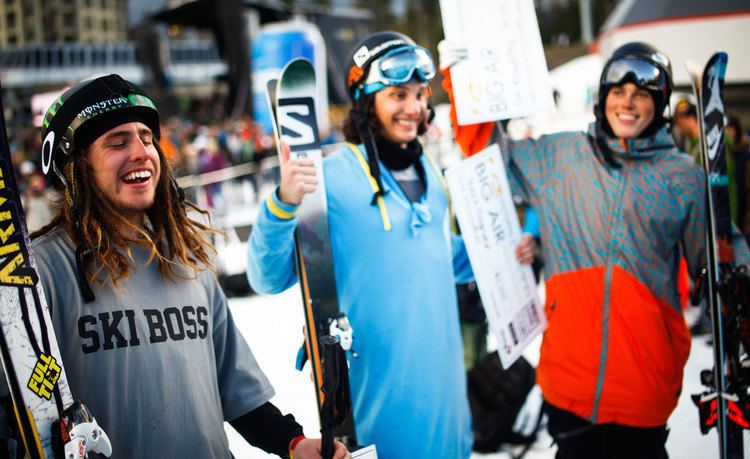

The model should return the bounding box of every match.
[359,46,436,98]
[602,56,668,92]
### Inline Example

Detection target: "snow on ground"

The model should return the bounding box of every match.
[226,287,736,458]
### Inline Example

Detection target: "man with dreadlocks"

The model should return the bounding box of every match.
[247,32,535,458]
[0,74,349,459]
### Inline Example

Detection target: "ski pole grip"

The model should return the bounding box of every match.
[319,335,341,459]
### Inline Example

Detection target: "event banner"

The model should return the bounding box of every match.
[439,0,554,125]
[445,144,546,368]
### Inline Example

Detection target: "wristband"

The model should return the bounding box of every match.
[288,435,306,458]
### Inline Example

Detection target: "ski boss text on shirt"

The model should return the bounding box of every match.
[78,306,209,354]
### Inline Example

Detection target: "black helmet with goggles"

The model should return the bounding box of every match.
[345,31,436,102]
[597,42,673,137]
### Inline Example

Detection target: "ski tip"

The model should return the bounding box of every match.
[279,58,316,88]
[706,52,728,78]
[267,79,278,94]
[283,57,314,73]
[684,59,702,80]
[709,51,728,63]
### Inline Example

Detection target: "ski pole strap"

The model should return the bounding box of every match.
[348,143,391,231]
[318,335,352,459]
[331,343,352,425]
[67,180,95,303]
[319,335,339,459]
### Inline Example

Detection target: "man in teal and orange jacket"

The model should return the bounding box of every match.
[442,41,750,458]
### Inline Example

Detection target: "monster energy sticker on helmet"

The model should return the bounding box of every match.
[66,93,156,135]
[42,96,65,129]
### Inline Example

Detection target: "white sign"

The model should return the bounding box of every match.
[445,144,545,368]
[440,0,554,125]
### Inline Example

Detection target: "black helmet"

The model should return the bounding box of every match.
[41,74,160,185]
[597,42,673,136]
[345,31,435,102]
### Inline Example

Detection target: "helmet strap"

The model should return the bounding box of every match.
[663,98,674,135]
[63,162,96,303]
[352,107,388,205]
[52,162,68,191]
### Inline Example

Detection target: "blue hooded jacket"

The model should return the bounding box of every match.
[247,143,474,458]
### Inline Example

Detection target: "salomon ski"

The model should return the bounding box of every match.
[267,58,376,458]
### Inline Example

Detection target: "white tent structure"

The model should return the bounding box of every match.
[518,0,750,137]
[596,0,750,87]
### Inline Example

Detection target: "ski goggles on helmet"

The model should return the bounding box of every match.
[360,46,436,97]
[601,57,668,93]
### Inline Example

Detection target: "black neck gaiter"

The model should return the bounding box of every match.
[376,139,423,171]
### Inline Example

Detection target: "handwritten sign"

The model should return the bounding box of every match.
[445,144,545,368]
[440,0,554,125]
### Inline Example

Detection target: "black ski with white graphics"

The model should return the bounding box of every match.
[689,52,750,459]
[266,59,376,458]
[0,83,111,457]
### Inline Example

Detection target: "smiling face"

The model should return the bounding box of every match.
[86,121,161,227]
[604,82,656,139]
[373,82,429,147]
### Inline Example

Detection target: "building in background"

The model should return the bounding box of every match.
[0,0,127,47]
[0,0,371,128]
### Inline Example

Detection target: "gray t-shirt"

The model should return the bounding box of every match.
[390,165,425,203]
[3,228,274,458]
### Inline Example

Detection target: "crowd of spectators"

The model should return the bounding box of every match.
[6,109,287,230]
[5,95,750,239]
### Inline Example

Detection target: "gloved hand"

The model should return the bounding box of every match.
[437,39,468,71]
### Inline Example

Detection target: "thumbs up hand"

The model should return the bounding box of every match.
[278,140,318,205]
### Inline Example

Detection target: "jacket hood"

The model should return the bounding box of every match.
[589,122,676,161]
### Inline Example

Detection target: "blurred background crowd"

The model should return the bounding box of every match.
[1,0,750,294]
[2,2,750,457]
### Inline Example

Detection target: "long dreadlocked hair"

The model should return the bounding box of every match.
[32,141,219,287]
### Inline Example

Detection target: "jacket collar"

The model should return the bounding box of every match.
[589,122,675,161]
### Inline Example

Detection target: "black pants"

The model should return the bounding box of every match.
[544,401,669,459]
